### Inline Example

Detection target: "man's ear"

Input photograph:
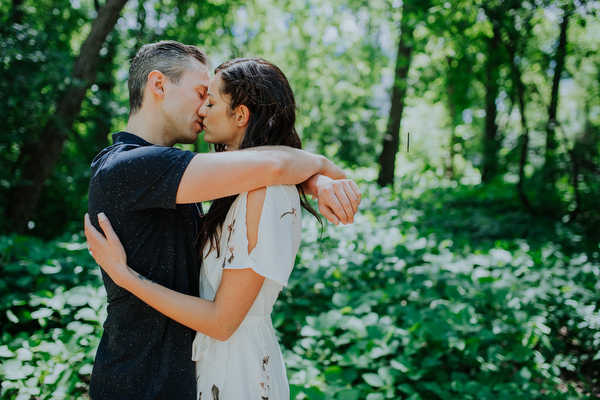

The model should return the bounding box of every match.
[235,104,250,127]
[147,70,166,100]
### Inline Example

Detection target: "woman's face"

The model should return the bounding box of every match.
[199,73,246,151]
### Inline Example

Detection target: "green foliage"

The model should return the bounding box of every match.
[0,0,86,233]
[2,0,600,397]
[1,181,598,399]
[236,0,392,166]
[0,0,242,238]
[0,234,105,400]
[3,0,600,237]
[274,180,599,399]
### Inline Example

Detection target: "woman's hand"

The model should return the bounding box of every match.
[84,213,131,287]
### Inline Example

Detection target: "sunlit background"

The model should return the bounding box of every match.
[1,0,599,399]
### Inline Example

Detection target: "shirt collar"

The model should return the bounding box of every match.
[112,131,154,146]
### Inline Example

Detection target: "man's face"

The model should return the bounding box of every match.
[161,58,210,146]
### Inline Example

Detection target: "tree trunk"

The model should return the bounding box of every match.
[496,21,533,213]
[481,30,502,183]
[92,33,119,156]
[10,0,25,24]
[377,9,415,187]
[544,8,570,180]
[444,56,458,179]
[6,0,129,233]
[511,49,533,213]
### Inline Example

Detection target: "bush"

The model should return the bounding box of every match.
[0,234,105,400]
[275,183,599,399]
[1,181,598,399]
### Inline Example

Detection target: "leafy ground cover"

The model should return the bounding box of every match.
[276,179,599,399]
[1,180,598,399]
[0,234,104,399]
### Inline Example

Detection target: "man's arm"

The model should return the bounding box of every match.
[176,146,361,224]
[176,146,342,204]
[302,174,361,225]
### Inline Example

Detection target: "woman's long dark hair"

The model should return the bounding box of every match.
[197,58,322,258]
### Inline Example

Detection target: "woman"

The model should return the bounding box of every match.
[85,58,341,399]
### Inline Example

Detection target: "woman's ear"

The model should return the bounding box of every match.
[235,104,251,127]
[147,70,166,100]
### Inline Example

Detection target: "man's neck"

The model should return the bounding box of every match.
[126,112,170,147]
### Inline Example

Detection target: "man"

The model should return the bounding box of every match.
[87,40,360,399]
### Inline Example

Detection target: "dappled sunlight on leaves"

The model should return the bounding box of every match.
[0,233,104,400]
[276,182,599,399]
[1,182,597,399]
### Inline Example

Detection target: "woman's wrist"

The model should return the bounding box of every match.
[111,264,136,290]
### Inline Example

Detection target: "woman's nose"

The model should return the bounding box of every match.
[198,101,208,117]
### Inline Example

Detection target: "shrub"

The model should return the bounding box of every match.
[0,234,105,400]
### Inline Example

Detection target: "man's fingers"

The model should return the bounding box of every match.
[333,181,360,224]
[339,181,360,223]
[316,178,364,225]
[318,203,340,225]
[337,192,354,224]
[348,180,361,212]
[341,180,361,220]
[321,187,350,225]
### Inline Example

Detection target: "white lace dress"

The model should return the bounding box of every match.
[192,185,301,400]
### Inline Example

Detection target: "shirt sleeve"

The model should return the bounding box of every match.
[97,145,195,211]
[222,185,302,286]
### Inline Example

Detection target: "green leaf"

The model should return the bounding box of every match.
[75,307,99,322]
[0,345,15,357]
[332,292,350,307]
[31,307,53,319]
[6,309,19,323]
[301,386,325,400]
[336,389,360,400]
[16,348,33,361]
[66,287,91,307]
[390,360,409,373]
[66,321,95,336]
[362,373,385,387]
[519,367,532,381]
[41,263,62,274]
[300,325,322,337]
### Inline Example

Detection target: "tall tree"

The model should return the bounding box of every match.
[494,1,535,212]
[444,56,459,178]
[544,4,571,182]
[377,0,429,187]
[480,28,503,183]
[9,0,24,24]
[377,25,411,187]
[5,0,129,233]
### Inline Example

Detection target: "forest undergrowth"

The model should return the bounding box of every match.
[0,179,598,400]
